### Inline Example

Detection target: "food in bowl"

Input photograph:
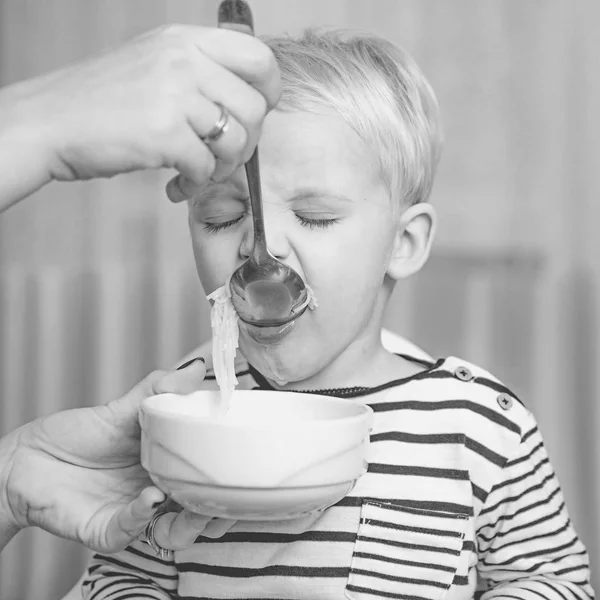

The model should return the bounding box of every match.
[140,389,373,520]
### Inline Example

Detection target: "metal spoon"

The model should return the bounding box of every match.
[218,0,309,328]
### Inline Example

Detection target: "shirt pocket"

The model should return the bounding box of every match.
[345,501,469,600]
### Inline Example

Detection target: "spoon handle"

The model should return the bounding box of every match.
[218,0,254,33]
[218,0,268,259]
[244,150,268,254]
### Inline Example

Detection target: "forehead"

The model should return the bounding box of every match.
[226,109,380,198]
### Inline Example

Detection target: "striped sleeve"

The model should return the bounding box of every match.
[81,537,178,599]
[476,413,593,600]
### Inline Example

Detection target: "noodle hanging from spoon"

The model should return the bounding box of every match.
[207,279,319,417]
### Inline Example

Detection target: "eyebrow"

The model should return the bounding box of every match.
[287,188,354,204]
[198,184,354,205]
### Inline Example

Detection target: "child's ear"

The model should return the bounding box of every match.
[386,203,436,280]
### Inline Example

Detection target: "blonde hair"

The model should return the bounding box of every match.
[264,29,443,209]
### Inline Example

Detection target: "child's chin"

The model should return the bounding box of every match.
[241,320,296,346]
[239,333,313,387]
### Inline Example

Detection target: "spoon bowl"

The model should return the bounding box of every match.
[229,237,310,327]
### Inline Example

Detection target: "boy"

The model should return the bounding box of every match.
[82,28,593,600]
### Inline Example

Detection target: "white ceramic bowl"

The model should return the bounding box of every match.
[139,390,373,520]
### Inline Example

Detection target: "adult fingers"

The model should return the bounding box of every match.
[166,173,223,204]
[102,486,166,552]
[104,357,206,424]
[151,357,207,395]
[166,174,197,204]
[185,97,249,182]
[200,518,237,539]
[190,56,268,160]
[184,27,281,111]
[152,512,236,550]
[219,23,253,35]
[169,126,216,187]
[152,510,212,551]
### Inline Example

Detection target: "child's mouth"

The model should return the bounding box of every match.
[242,320,296,345]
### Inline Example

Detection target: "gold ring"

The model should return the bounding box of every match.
[202,102,230,143]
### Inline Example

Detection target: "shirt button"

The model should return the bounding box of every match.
[497,393,514,410]
[454,366,473,382]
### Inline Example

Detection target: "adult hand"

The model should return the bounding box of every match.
[0,357,228,553]
[0,24,281,211]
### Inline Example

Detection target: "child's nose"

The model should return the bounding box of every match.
[239,212,291,261]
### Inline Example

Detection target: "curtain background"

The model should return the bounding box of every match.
[1,1,598,598]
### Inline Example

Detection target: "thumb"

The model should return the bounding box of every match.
[103,357,207,426]
[152,357,207,395]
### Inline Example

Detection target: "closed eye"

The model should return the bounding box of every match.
[203,215,245,233]
[295,215,340,229]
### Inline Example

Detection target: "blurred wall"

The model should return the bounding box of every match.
[0,1,599,598]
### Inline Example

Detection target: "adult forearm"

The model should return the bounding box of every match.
[0,76,55,213]
[0,430,23,553]
[0,509,21,553]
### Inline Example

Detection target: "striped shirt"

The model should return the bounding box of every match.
[81,354,594,600]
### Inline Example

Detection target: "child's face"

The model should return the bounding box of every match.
[189,109,404,386]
